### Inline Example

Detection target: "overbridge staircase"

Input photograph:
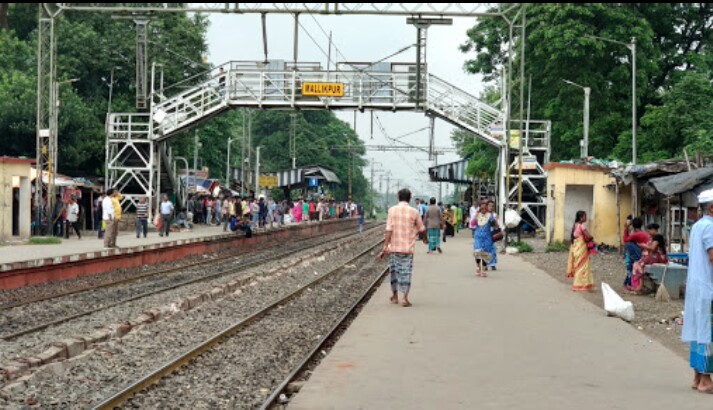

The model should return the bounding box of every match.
[106,62,515,212]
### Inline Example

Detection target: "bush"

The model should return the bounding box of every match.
[546,241,569,253]
[511,241,533,253]
[29,237,62,245]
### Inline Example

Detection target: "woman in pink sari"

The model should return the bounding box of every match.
[293,200,303,224]
[629,223,668,294]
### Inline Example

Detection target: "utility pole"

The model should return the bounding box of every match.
[193,129,199,194]
[241,109,246,196]
[290,113,297,169]
[347,136,352,202]
[255,146,261,198]
[386,174,391,209]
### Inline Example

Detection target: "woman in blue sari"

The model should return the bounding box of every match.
[470,200,500,277]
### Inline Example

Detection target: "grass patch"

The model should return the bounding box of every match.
[511,241,533,253]
[29,237,62,245]
[546,241,569,253]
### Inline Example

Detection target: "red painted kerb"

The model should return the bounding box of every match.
[0,219,357,290]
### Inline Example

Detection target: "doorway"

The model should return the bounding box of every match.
[564,185,594,241]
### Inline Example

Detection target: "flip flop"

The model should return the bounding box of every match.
[698,386,713,394]
[402,301,412,307]
[389,296,398,304]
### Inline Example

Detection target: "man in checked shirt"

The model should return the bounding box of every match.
[378,188,427,307]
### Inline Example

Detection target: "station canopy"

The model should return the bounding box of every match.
[429,158,471,184]
[276,166,341,188]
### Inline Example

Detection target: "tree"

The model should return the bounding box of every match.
[461,3,713,162]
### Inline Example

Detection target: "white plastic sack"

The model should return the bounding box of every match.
[601,282,635,322]
[504,209,522,229]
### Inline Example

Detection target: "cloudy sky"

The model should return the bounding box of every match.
[206,12,486,200]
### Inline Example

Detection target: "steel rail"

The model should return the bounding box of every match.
[259,265,389,409]
[1,224,381,341]
[0,221,373,311]
[91,239,385,410]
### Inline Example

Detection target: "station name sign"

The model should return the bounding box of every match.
[302,82,344,97]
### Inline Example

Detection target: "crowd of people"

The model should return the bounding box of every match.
[82,190,365,249]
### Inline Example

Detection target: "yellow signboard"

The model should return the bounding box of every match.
[259,175,278,188]
[302,82,344,97]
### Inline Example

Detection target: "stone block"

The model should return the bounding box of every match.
[25,357,42,368]
[187,294,204,309]
[149,308,162,321]
[210,287,225,299]
[87,329,112,345]
[59,338,85,358]
[37,345,67,364]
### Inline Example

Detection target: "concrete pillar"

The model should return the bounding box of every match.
[0,165,10,241]
[19,176,31,240]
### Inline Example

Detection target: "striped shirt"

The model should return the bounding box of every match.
[386,201,425,254]
[136,203,149,220]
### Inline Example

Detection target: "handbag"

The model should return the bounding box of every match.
[492,228,504,242]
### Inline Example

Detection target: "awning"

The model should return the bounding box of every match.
[275,166,341,187]
[429,158,470,184]
[649,166,713,197]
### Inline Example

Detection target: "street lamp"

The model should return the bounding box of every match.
[562,79,590,158]
[584,34,638,214]
[47,77,79,232]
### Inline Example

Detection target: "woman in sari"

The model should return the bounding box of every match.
[293,200,303,224]
[566,210,595,291]
[629,223,668,295]
[470,200,499,277]
[442,205,455,243]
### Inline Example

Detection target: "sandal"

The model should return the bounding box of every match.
[402,301,412,307]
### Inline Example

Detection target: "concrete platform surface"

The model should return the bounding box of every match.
[0,224,234,265]
[289,232,708,410]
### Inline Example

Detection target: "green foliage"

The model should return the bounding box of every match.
[29,237,62,245]
[0,4,210,176]
[511,241,533,253]
[546,241,569,253]
[461,3,713,162]
[0,5,368,203]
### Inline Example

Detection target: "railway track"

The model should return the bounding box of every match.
[0,222,375,311]
[90,239,387,409]
[0,224,382,341]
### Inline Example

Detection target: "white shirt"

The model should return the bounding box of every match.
[102,196,115,221]
[160,200,174,215]
[66,203,79,222]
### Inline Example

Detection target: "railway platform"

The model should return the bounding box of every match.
[0,219,356,289]
[290,231,708,410]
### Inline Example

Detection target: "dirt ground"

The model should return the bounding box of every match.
[518,237,687,360]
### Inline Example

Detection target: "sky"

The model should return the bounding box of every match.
[205,12,486,200]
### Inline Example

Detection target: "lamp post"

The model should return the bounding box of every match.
[46,78,79,233]
[562,79,590,158]
[584,34,638,215]
[226,136,241,188]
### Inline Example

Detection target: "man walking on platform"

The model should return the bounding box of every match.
[135,196,149,238]
[64,196,81,239]
[682,189,713,393]
[159,194,174,237]
[379,188,427,307]
[102,189,116,248]
[424,197,443,253]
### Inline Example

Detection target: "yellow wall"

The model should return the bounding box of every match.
[546,166,632,247]
[0,160,33,241]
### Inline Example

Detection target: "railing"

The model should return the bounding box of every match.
[149,65,504,145]
[426,74,503,146]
